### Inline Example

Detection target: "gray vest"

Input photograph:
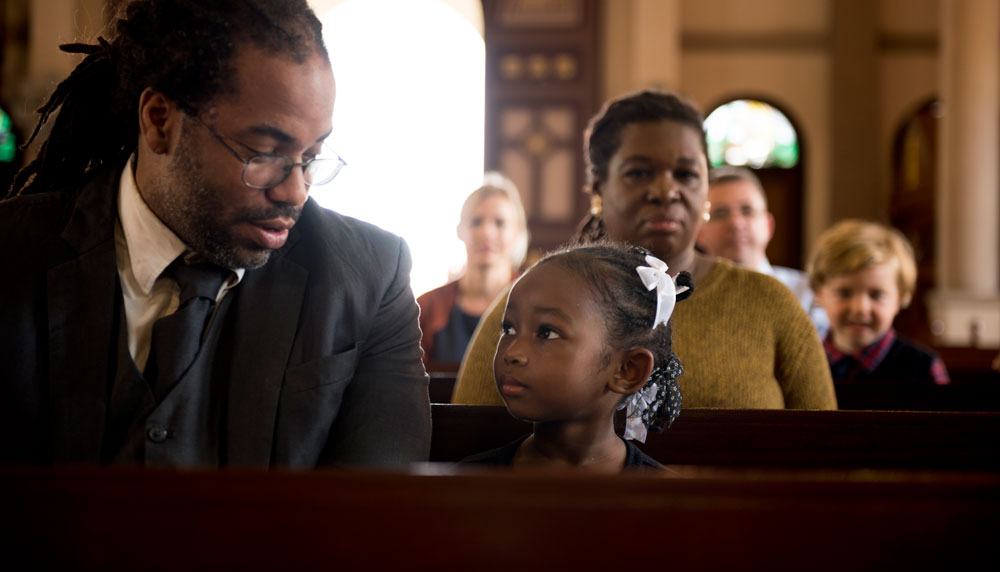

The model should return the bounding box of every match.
[103,294,235,467]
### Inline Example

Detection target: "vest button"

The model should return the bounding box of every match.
[147,426,169,443]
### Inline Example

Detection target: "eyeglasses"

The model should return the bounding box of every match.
[190,114,346,190]
[707,205,766,222]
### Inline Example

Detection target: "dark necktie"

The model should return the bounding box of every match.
[146,259,226,401]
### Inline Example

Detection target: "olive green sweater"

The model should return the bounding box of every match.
[452,259,837,409]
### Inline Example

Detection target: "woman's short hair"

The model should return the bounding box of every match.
[807,219,918,307]
[459,171,529,268]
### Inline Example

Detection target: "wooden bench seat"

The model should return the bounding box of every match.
[430,404,1000,470]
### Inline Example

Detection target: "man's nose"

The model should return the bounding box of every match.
[266,166,309,209]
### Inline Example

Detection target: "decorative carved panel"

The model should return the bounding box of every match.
[483,0,598,257]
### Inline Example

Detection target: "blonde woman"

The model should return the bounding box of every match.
[418,173,528,369]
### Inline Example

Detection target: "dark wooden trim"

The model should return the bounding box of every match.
[681,32,830,52]
[878,32,939,54]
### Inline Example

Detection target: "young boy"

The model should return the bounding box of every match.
[808,220,950,385]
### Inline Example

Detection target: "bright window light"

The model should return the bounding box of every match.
[312,0,485,297]
[704,99,799,169]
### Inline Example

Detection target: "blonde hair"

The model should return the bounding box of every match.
[459,172,529,268]
[807,219,917,307]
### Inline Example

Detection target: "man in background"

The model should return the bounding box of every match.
[698,165,829,336]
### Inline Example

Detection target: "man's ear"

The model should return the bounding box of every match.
[137,88,182,155]
[609,348,655,396]
[765,211,776,242]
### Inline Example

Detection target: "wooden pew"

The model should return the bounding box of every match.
[3,465,997,570]
[430,404,1000,471]
[428,371,458,404]
[428,370,1000,411]
[835,379,1000,411]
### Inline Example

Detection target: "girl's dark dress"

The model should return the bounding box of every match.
[461,435,664,470]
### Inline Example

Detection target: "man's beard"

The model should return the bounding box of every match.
[151,125,301,270]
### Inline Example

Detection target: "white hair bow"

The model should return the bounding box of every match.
[635,254,688,329]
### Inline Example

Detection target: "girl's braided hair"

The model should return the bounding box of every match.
[534,241,694,432]
[9,0,326,198]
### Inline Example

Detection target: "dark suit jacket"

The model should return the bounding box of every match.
[0,166,431,468]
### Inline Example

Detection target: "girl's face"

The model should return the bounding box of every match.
[814,262,902,354]
[458,194,520,269]
[494,262,619,423]
[593,120,709,263]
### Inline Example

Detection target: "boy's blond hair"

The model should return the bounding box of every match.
[807,219,917,308]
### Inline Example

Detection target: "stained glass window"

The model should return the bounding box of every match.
[0,107,15,163]
[704,99,798,168]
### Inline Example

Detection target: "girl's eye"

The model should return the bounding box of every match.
[870,290,884,301]
[501,322,516,336]
[537,326,562,340]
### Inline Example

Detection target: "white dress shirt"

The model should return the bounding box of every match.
[114,157,243,371]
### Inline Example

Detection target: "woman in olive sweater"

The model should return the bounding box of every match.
[452,90,836,409]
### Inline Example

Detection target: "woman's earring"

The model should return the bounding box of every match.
[702,201,711,222]
[590,194,603,216]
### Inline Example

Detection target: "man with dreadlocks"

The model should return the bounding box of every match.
[0,1,431,468]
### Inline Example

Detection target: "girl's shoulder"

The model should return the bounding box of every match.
[623,439,665,470]
[459,434,528,466]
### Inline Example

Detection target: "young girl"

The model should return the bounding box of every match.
[462,242,693,472]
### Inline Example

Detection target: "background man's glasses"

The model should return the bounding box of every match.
[708,206,766,222]
[190,114,345,190]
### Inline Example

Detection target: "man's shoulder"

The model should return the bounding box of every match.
[712,260,795,296]
[0,190,77,226]
[0,190,81,257]
[0,167,118,243]
[298,200,403,250]
[770,264,809,287]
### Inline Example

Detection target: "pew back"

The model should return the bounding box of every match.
[3,466,997,571]
[431,405,1000,470]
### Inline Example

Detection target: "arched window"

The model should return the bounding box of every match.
[0,106,15,163]
[703,98,805,267]
[704,99,799,169]
[312,0,485,296]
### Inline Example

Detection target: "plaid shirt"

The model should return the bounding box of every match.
[824,329,950,385]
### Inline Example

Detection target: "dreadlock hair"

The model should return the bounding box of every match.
[575,90,708,244]
[8,0,327,198]
[533,241,695,432]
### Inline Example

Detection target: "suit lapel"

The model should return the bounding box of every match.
[225,252,308,467]
[48,169,121,462]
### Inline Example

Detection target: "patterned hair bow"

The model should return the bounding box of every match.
[635,254,688,329]
[622,382,658,442]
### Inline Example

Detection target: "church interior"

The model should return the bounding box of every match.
[1,0,998,569]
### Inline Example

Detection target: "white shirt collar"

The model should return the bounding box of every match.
[117,156,244,295]
[118,157,188,296]
[755,258,775,277]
